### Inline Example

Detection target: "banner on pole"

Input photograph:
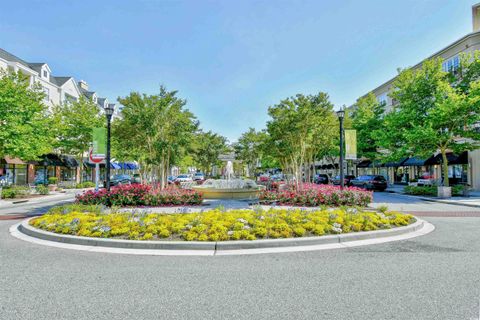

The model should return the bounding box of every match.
[345,129,357,160]
[92,128,106,156]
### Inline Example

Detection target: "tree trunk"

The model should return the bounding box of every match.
[441,150,449,187]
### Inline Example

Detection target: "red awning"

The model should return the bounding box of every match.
[3,157,26,165]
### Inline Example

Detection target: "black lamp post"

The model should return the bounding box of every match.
[104,104,115,191]
[336,108,345,190]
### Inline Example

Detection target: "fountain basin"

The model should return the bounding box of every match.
[191,178,265,199]
[192,186,264,199]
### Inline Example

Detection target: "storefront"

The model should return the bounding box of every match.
[0,157,28,186]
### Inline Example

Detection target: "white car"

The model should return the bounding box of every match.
[175,174,193,183]
[193,173,205,181]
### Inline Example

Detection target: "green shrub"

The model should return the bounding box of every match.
[47,204,104,215]
[48,177,58,184]
[77,181,95,188]
[36,184,49,195]
[405,185,465,196]
[0,186,30,199]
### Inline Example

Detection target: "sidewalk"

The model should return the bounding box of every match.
[386,184,480,209]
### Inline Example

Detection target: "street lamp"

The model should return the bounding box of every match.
[104,104,115,191]
[336,107,345,190]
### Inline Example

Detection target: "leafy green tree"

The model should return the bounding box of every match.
[52,96,104,174]
[233,128,267,177]
[191,130,228,175]
[377,58,480,187]
[0,70,53,160]
[352,93,385,160]
[115,86,198,187]
[265,92,337,183]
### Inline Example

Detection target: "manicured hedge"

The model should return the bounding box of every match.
[31,206,414,241]
[75,184,203,206]
[259,183,373,207]
[404,185,465,196]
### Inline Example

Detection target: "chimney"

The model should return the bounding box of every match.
[473,3,480,32]
[78,80,89,91]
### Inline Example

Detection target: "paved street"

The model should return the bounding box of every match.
[1,192,480,320]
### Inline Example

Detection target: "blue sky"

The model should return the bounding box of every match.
[0,0,477,141]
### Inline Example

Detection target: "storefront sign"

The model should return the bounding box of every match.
[345,129,357,160]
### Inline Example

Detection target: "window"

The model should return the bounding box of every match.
[43,70,48,78]
[42,87,50,102]
[442,55,460,73]
[64,93,77,104]
[376,93,387,105]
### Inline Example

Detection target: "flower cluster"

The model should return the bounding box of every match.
[31,206,414,241]
[75,184,203,207]
[259,183,373,207]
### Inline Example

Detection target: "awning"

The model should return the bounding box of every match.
[383,157,409,167]
[356,160,372,168]
[37,154,64,167]
[3,157,26,165]
[368,161,381,168]
[450,151,468,165]
[110,162,121,170]
[425,153,458,165]
[61,155,79,168]
[403,157,426,167]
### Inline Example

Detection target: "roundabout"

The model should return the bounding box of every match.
[10,213,434,256]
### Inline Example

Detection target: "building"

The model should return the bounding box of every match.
[0,48,115,186]
[352,3,480,190]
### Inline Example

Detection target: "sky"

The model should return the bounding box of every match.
[0,0,477,142]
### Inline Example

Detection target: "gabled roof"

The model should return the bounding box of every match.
[28,63,46,74]
[0,48,30,67]
[97,97,106,107]
[50,76,72,87]
[80,88,96,99]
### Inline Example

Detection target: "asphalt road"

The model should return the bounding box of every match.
[1,192,480,320]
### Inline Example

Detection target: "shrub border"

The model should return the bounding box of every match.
[14,217,430,254]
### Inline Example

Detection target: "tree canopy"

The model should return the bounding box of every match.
[0,70,53,160]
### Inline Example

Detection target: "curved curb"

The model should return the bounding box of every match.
[10,217,434,256]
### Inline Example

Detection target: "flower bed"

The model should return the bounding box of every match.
[75,184,203,207]
[30,205,414,241]
[404,185,464,196]
[259,183,372,207]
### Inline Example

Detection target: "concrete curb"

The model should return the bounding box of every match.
[12,217,430,256]
[386,189,480,208]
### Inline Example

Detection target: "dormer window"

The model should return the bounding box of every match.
[43,70,47,77]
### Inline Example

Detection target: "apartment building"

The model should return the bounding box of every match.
[0,48,114,186]
[353,3,480,190]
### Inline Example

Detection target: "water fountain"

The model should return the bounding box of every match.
[192,161,265,199]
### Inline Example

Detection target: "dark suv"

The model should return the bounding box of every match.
[332,175,356,186]
[350,175,387,191]
[314,174,330,184]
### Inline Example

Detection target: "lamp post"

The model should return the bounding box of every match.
[336,108,345,190]
[104,104,115,191]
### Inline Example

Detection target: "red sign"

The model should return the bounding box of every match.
[89,149,105,164]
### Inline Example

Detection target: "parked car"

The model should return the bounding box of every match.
[132,173,141,184]
[332,175,356,186]
[175,174,193,183]
[167,176,176,185]
[109,174,133,186]
[350,175,387,191]
[314,174,330,184]
[193,172,205,181]
[417,173,435,186]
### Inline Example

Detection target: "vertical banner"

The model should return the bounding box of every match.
[345,129,357,160]
[92,128,106,156]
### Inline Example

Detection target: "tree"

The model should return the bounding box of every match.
[115,86,198,187]
[52,96,104,178]
[377,58,480,187]
[352,92,385,160]
[0,70,53,160]
[265,92,337,183]
[191,130,228,175]
[233,128,267,177]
